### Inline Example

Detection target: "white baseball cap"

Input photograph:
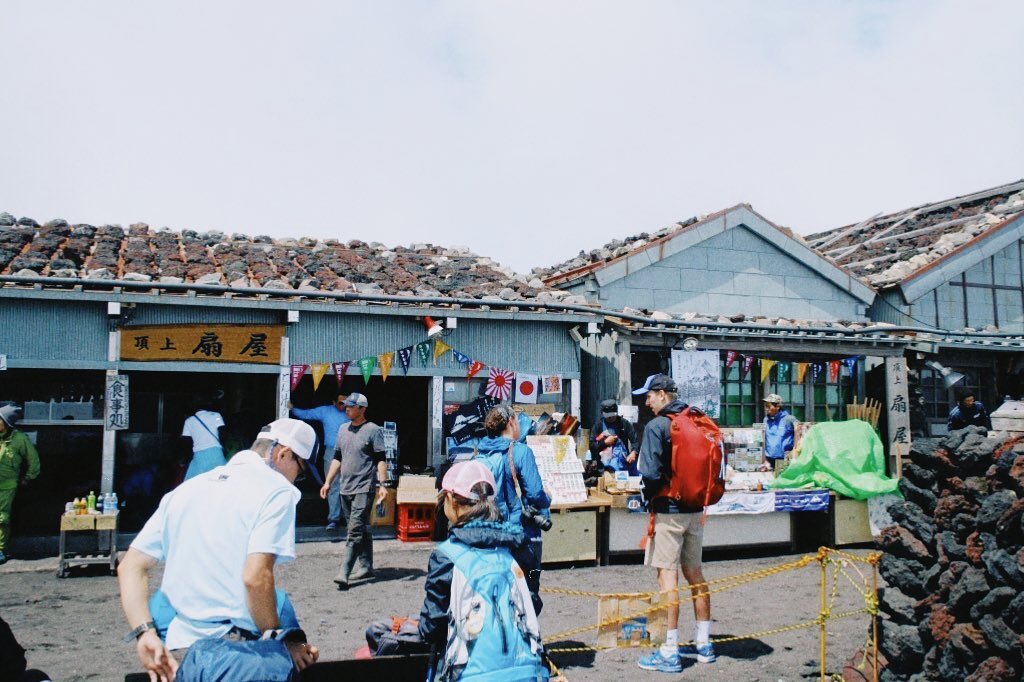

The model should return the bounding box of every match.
[261,418,317,461]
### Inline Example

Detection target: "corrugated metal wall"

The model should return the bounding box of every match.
[129,303,282,325]
[870,290,910,325]
[0,298,108,362]
[290,312,581,377]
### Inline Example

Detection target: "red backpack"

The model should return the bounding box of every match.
[650,407,726,510]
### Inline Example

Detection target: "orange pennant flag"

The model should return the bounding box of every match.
[310,363,331,392]
[795,362,809,384]
[378,352,394,382]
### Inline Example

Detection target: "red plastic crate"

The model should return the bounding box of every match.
[397,503,436,542]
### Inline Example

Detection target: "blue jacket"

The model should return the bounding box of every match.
[473,436,551,541]
[418,520,524,647]
[947,402,991,431]
[289,404,350,449]
[764,409,797,460]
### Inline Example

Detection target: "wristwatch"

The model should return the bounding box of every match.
[123,621,156,642]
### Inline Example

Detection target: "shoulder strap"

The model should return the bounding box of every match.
[193,413,221,445]
[506,444,523,499]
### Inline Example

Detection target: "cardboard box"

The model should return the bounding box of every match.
[371,488,397,527]
[60,514,97,531]
[597,594,667,648]
[397,474,438,505]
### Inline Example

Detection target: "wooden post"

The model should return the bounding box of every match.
[100,329,120,495]
[884,357,911,477]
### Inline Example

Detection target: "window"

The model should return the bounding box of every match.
[720,360,759,426]
[812,365,853,422]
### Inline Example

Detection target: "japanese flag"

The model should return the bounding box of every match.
[515,373,539,404]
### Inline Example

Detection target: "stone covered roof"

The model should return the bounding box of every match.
[0,213,583,304]
[535,204,807,284]
[806,180,1024,288]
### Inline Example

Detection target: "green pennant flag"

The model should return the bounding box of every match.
[777,362,790,383]
[356,355,376,384]
[415,341,432,367]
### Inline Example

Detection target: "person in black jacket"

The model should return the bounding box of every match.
[633,374,716,673]
[947,388,992,432]
[589,399,639,475]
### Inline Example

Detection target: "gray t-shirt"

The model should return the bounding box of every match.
[333,421,385,494]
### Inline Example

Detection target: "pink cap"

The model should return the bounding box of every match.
[441,461,497,501]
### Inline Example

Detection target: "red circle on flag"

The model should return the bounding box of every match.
[521,380,535,396]
[493,374,508,387]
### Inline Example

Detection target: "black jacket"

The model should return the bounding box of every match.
[418,520,525,647]
[589,415,638,461]
[638,399,704,514]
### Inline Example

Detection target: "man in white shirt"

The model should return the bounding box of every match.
[118,418,320,681]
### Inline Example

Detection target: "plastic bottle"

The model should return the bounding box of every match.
[87,491,97,513]
[73,498,82,515]
[65,501,74,515]
[109,492,119,515]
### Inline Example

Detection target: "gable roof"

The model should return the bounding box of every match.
[805,180,1024,293]
[539,204,875,305]
[0,213,576,305]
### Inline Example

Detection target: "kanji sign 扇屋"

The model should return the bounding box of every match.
[120,325,285,364]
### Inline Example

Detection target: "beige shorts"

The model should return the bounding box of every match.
[644,512,705,570]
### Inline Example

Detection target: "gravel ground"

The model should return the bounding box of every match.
[1,539,878,681]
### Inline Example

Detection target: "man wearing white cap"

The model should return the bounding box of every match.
[118,418,320,681]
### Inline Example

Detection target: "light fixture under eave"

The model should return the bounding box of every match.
[925,360,965,389]
[420,315,444,338]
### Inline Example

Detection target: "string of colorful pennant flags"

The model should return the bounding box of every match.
[288,337,563,404]
[723,350,860,383]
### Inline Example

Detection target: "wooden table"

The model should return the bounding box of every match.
[57,512,119,578]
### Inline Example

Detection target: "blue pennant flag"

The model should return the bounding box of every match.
[843,356,858,374]
[397,346,413,375]
[452,350,471,365]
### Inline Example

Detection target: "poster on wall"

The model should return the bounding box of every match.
[670,349,721,418]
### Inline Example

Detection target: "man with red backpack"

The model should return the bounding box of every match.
[632,374,716,674]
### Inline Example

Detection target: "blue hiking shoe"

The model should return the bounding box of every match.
[638,649,683,673]
[678,641,717,663]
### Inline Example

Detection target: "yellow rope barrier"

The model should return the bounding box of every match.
[539,547,880,681]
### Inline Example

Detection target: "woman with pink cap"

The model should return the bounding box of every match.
[416,460,549,681]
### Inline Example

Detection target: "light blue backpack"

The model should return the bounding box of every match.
[434,539,548,682]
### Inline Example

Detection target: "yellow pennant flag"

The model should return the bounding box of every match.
[310,363,331,392]
[795,362,809,384]
[433,338,452,365]
[378,352,394,382]
[759,359,777,383]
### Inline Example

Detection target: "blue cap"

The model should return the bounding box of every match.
[632,374,676,395]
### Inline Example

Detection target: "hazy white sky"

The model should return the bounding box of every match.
[1,1,1022,274]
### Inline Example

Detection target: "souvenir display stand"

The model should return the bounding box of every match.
[527,435,612,566]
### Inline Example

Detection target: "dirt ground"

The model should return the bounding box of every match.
[1,538,877,681]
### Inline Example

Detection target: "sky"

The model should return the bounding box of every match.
[1,1,1022,274]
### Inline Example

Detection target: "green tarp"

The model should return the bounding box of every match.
[769,419,901,500]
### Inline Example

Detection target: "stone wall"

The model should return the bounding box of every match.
[876,427,1024,680]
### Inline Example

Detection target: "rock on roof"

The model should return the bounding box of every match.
[0,213,582,304]
[535,204,805,283]
[806,180,1024,287]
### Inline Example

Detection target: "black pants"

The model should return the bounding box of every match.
[512,539,543,615]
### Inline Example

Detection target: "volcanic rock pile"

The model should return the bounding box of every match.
[876,427,1024,681]
[0,212,585,304]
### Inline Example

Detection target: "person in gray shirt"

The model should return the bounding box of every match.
[319,392,387,589]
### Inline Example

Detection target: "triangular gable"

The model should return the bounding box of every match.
[899,211,1024,303]
[547,204,874,305]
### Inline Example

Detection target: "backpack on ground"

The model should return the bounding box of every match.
[653,407,726,510]
[434,539,549,682]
